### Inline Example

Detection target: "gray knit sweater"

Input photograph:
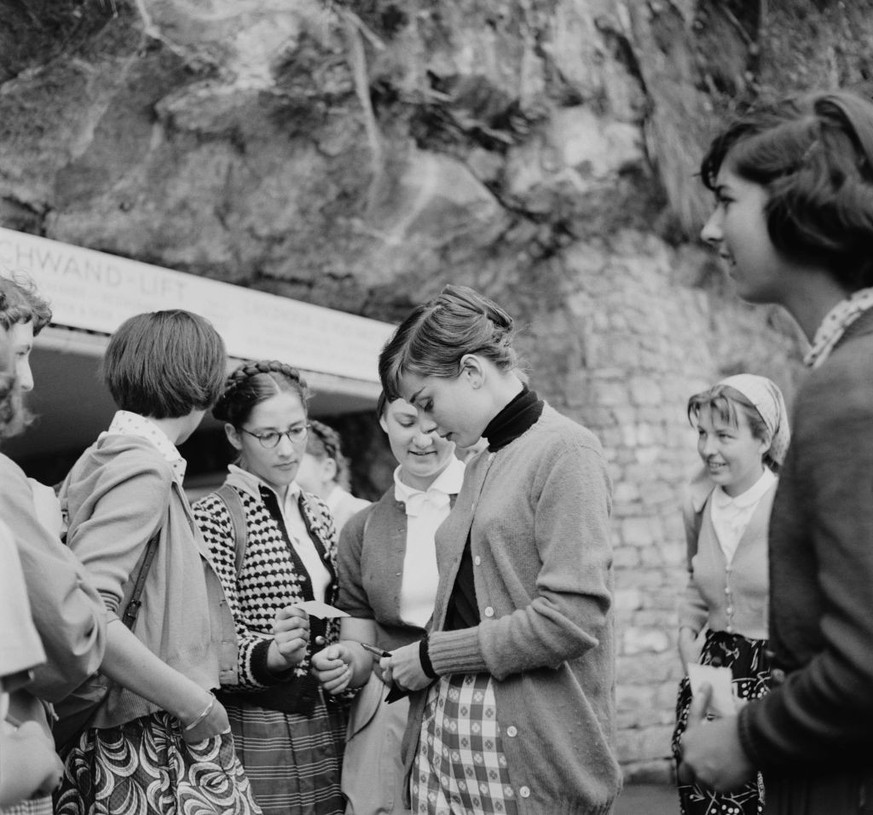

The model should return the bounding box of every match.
[404,404,621,815]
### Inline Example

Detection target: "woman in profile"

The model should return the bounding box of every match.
[680,89,873,813]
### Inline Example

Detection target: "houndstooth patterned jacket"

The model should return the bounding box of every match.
[194,471,339,691]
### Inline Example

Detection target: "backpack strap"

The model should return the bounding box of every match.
[120,529,160,629]
[215,483,248,578]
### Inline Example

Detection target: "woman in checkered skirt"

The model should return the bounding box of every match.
[375,286,621,815]
[194,361,347,815]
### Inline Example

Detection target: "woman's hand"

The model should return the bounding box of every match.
[678,684,755,791]
[268,606,310,671]
[0,720,64,805]
[179,693,232,744]
[678,628,699,673]
[381,641,431,692]
[311,644,354,694]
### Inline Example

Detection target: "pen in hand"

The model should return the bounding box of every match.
[360,642,392,659]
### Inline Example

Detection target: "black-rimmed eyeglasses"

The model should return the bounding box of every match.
[240,424,310,448]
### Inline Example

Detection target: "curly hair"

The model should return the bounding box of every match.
[0,330,24,440]
[0,275,52,334]
[212,359,310,428]
[700,90,873,291]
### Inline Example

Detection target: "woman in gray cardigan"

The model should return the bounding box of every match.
[312,394,464,814]
[373,285,620,815]
[680,89,873,813]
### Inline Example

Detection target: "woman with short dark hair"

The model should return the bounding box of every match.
[680,89,873,813]
[56,310,260,815]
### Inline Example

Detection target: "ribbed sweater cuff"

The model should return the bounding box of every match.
[737,702,763,768]
[250,639,297,685]
[427,628,488,675]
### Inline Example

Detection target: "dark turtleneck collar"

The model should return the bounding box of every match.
[482,385,544,452]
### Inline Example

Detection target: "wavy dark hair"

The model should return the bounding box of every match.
[700,90,873,291]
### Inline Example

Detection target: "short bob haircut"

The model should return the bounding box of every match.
[700,89,873,292]
[0,275,52,334]
[102,310,226,419]
[687,384,778,473]
[378,284,520,400]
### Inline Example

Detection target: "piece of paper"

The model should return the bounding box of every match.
[292,600,350,619]
[687,663,736,718]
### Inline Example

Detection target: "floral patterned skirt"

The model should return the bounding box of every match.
[55,711,261,815]
[672,629,771,815]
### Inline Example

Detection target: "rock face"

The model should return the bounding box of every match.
[2,0,871,782]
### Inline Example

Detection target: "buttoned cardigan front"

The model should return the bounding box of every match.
[402,405,621,815]
[679,482,776,641]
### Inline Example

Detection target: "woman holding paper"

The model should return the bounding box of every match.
[194,360,347,815]
[672,374,790,815]
[312,393,465,814]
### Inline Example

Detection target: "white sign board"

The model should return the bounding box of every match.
[0,227,395,384]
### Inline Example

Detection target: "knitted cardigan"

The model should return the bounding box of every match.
[679,482,776,641]
[194,472,339,691]
[403,405,621,815]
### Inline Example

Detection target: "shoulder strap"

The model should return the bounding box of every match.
[215,483,248,577]
[120,530,160,630]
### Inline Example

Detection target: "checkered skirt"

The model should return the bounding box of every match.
[411,673,517,815]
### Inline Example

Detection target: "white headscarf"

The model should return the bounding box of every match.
[718,374,790,466]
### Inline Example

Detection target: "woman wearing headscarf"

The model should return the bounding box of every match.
[672,374,790,815]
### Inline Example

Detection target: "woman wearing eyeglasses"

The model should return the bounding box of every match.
[194,360,347,815]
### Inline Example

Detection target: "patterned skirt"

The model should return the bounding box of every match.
[226,694,346,815]
[55,711,261,815]
[411,673,517,815]
[672,629,772,815]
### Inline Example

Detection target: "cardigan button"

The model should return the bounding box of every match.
[519,786,531,798]
[474,556,481,566]
[484,606,494,618]
[506,725,518,737]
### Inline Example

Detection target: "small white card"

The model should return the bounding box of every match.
[292,600,350,619]
[687,663,736,718]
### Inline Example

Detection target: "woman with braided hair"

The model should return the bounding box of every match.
[295,420,370,535]
[194,360,346,815]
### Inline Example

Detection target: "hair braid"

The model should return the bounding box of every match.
[213,359,310,426]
